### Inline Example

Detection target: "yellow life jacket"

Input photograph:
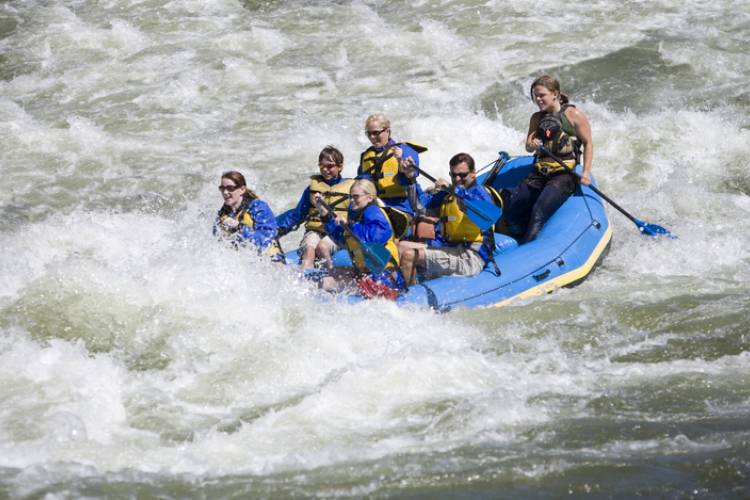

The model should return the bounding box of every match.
[359,142,427,199]
[484,185,505,233]
[306,176,354,233]
[439,186,497,245]
[383,206,410,240]
[344,205,400,275]
[218,201,283,259]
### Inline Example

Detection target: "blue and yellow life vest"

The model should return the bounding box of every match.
[359,142,427,199]
[218,200,283,259]
[306,175,354,233]
[345,205,400,275]
[536,104,580,174]
[439,185,501,244]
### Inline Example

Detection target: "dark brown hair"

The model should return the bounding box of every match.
[318,145,344,167]
[449,152,475,171]
[221,171,258,201]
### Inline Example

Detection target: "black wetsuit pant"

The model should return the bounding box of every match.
[504,171,577,243]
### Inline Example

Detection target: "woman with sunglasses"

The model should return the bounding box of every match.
[503,75,594,243]
[215,171,284,263]
[358,112,428,222]
[313,179,404,299]
[397,153,495,285]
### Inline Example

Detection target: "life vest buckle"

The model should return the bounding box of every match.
[538,165,552,176]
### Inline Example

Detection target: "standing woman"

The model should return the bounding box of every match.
[215,171,284,263]
[504,75,594,243]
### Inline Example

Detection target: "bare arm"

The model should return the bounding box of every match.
[566,106,593,185]
[525,112,543,152]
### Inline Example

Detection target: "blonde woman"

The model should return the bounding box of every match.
[314,179,405,299]
[358,112,428,219]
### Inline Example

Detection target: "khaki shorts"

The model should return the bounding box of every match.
[424,245,485,279]
[300,230,338,253]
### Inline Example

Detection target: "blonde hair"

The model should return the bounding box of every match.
[365,112,390,130]
[351,179,377,198]
[350,178,385,206]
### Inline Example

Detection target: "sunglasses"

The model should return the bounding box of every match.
[450,171,471,179]
[364,128,388,137]
[218,185,241,192]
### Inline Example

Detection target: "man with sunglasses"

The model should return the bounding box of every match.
[397,153,495,286]
[357,112,428,224]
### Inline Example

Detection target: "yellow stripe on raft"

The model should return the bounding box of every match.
[490,224,613,308]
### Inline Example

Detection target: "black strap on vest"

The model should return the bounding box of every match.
[362,147,395,185]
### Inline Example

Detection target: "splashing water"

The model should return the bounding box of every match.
[1,1,749,497]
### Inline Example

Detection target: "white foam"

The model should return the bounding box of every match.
[1,0,749,486]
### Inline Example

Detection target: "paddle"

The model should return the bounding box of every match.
[317,200,393,275]
[418,169,502,232]
[482,151,511,189]
[277,192,349,237]
[538,147,677,239]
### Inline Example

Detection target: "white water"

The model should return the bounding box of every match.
[1,0,749,497]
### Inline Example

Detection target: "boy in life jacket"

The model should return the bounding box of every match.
[276,146,354,272]
[214,170,284,263]
[397,153,494,285]
[314,179,405,300]
[357,112,429,222]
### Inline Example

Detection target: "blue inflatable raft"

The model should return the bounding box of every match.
[286,155,612,311]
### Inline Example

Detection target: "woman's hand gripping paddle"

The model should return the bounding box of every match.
[317,200,392,275]
[538,147,677,239]
[277,192,349,237]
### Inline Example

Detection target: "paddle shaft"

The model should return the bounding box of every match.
[419,169,480,203]
[279,192,349,236]
[418,169,499,227]
[317,200,391,273]
[482,152,510,189]
[538,148,641,224]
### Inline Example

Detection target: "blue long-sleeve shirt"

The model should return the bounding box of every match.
[214,199,279,250]
[324,203,404,289]
[325,203,393,247]
[275,176,347,233]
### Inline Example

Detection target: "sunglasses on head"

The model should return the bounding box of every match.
[364,128,388,137]
[450,171,471,179]
[218,185,241,192]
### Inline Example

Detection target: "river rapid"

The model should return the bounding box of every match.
[1,1,749,498]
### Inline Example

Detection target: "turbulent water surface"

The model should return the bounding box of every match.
[1,0,749,498]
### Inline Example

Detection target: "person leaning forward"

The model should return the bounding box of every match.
[214,170,284,263]
[314,179,405,300]
[397,153,494,286]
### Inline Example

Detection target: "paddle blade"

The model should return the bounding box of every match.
[361,242,392,275]
[462,198,502,231]
[635,218,678,239]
